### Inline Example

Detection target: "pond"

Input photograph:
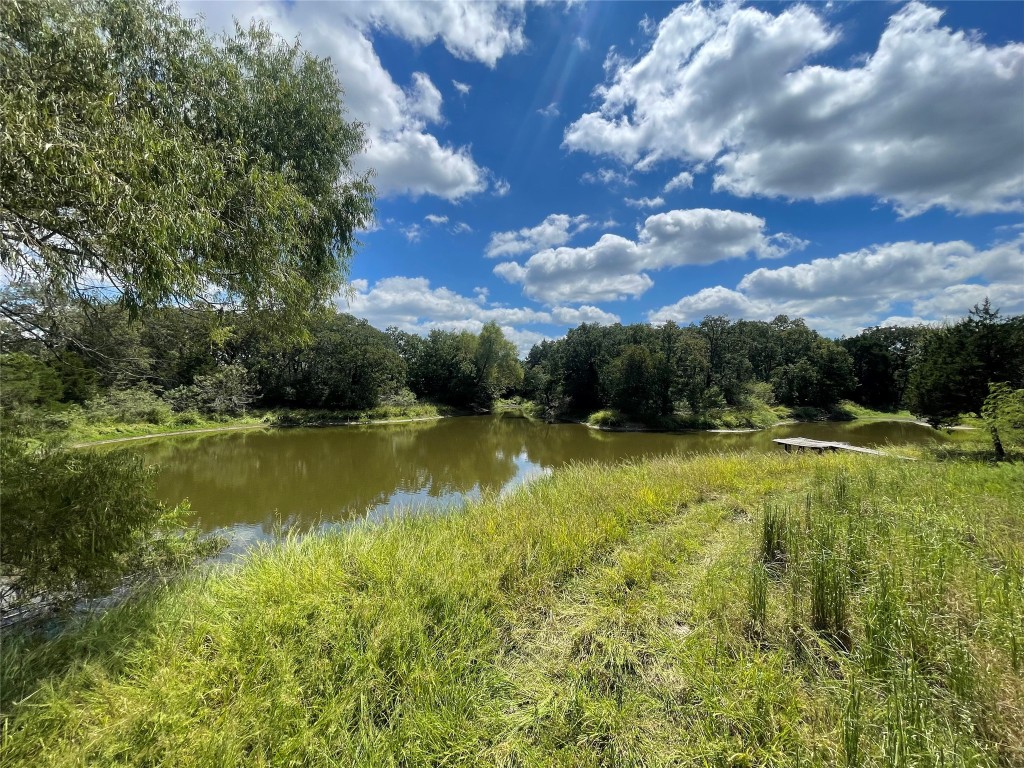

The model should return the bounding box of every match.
[124,416,951,559]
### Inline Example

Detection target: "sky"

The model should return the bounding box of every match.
[184,0,1024,354]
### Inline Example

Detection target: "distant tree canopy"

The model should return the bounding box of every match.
[0,0,374,337]
[841,325,928,411]
[521,315,856,420]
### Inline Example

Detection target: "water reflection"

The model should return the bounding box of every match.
[120,415,950,558]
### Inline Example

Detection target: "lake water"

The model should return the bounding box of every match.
[125,416,950,559]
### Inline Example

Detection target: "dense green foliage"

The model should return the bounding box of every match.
[1,0,373,336]
[840,326,927,411]
[907,301,1024,428]
[0,0,374,617]
[0,431,202,611]
[6,299,1023,442]
[522,315,857,422]
[2,450,1020,765]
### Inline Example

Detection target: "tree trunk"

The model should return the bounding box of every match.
[990,425,1005,460]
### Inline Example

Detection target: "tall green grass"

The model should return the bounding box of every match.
[2,450,1021,766]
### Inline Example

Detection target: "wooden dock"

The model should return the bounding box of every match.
[772,437,886,456]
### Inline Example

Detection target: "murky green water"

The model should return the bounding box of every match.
[126,416,949,558]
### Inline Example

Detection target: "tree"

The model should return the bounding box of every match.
[0,436,197,610]
[981,382,1024,459]
[165,364,255,417]
[697,315,753,406]
[1,0,374,336]
[474,322,522,407]
[660,322,711,414]
[410,330,479,408]
[0,352,63,408]
[842,325,929,410]
[1,0,375,611]
[908,302,1024,427]
[604,344,662,418]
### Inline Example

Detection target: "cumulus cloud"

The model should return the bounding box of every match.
[424,214,449,225]
[624,196,665,209]
[452,79,471,95]
[537,102,560,118]
[581,167,634,187]
[495,209,805,305]
[186,1,529,201]
[492,178,511,197]
[649,238,1024,336]
[664,172,694,193]
[451,222,473,234]
[564,1,1024,215]
[485,214,593,258]
[343,276,619,355]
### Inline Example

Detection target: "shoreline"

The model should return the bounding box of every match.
[71,414,450,448]
[72,410,976,448]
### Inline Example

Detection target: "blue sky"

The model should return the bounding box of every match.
[187,1,1024,353]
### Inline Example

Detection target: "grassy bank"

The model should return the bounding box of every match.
[49,403,451,445]
[584,400,927,432]
[2,449,1022,766]
[587,401,789,431]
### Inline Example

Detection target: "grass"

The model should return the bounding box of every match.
[831,401,917,422]
[51,403,451,445]
[584,399,934,433]
[2,449,1022,766]
[586,401,789,431]
[491,397,544,419]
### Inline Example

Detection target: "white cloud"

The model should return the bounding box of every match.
[550,305,620,325]
[185,1,529,201]
[424,214,449,225]
[363,131,487,200]
[564,1,1024,215]
[649,238,1024,336]
[492,178,511,197]
[574,36,590,52]
[664,172,694,193]
[401,223,422,242]
[581,167,634,187]
[624,196,665,209]
[485,214,593,258]
[495,209,804,305]
[737,239,1023,301]
[451,222,473,234]
[537,102,560,118]
[344,1,528,67]
[452,79,471,95]
[342,276,619,355]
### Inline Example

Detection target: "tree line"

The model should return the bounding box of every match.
[5,294,1022,434]
[0,296,523,417]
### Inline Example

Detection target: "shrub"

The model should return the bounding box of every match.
[587,409,624,428]
[165,364,254,417]
[87,387,172,425]
[0,353,63,408]
[0,438,200,610]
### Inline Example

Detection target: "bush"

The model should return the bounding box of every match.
[587,409,625,428]
[0,353,63,409]
[87,387,172,425]
[165,364,254,417]
[0,438,201,610]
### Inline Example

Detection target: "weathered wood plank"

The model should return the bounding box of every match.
[772,437,886,456]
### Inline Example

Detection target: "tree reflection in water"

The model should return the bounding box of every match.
[114,416,948,557]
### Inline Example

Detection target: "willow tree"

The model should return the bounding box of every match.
[0,0,374,337]
[0,0,374,612]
